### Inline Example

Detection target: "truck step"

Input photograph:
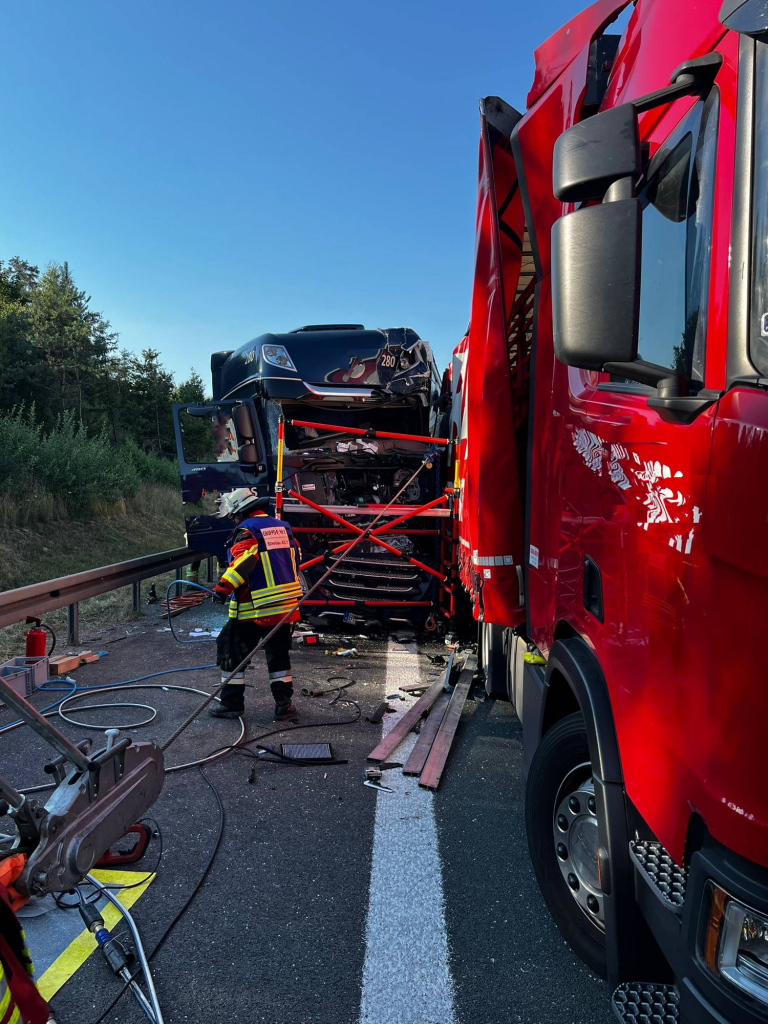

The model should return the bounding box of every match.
[612,982,679,1023]
[630,840,687,908]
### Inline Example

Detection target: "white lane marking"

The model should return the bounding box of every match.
[359,641,456,1024]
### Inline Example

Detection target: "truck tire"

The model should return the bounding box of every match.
[479,620,507,698]
[525,712,607,978]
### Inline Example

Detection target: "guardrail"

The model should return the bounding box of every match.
[0,547,214,644]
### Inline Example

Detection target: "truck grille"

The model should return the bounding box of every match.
[326,552,423,598]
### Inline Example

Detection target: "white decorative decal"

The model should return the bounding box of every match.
[573,428,604,474]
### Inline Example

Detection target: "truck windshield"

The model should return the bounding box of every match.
[751,43,768,375]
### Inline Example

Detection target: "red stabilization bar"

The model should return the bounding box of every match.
[302,600,433,608]
[290,526,439,536]
[289,418,449,446]
[371,495,448,534]
[288,490,445,581]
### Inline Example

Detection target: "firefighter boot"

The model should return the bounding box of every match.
[270,679,298,722]
[209,678,245,719]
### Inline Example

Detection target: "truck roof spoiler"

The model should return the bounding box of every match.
[290,324,366,333]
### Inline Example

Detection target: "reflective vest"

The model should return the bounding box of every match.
[220,514,303,621]
[0,877,49,1024]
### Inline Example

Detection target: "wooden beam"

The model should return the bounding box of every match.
[367,652,454,763]
[402,692,450,776]
[418,654,477,790]
[366,677,446,762]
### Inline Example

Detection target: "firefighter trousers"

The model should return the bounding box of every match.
[216,619,293,706]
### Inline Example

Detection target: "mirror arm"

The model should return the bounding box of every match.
[603,360,689,396]
[631,53,723,114]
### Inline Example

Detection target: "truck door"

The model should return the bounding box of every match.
[172,399,268,558]
[696,34,768,864]
[557,44,736,851]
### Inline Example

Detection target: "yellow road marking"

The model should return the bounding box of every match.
[36,869,155,1002]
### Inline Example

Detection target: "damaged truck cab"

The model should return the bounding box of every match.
[174,324,444,621]
[453,0,768,1021]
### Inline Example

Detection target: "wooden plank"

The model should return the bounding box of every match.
[402,692,450,775]
[419,654,477,790]
[399,683,429,693]
[367,648,455,762]
[366,677,445,762]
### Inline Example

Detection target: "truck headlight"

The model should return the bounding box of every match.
[703,883,768,1004]
[262,345,296,371]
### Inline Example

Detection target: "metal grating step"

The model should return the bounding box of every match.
[332,567,420,582]
[328,579,416,594]
[630,841,688,908]
[342,556,418,569]
[612,982,679,1023]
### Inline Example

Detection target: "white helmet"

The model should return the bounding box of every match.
[215,487,264,518]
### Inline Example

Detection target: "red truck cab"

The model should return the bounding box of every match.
[453,1,768,1020]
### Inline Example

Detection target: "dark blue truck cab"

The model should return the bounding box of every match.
[173,324,445,624]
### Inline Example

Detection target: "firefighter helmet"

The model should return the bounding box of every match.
[215,487,265,518]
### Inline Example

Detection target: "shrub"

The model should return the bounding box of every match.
[0,408,41,484]
[0,410,180,522]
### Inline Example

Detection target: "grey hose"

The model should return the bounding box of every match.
[86,873,164,1024]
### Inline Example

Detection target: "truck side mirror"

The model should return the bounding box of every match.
[553,104,640,203]
[552,195,641,369]
[238,442,258,465]
[233,403,256,441]
[719,0,768,34]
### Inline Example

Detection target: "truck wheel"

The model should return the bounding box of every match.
[525,712,607,978]
[480,620,507,698]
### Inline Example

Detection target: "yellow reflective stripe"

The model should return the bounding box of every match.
[231,545,259,571]
[8,1005,20,1024]
[290,548,297,576]
[261,551,276,589]
[0,985,11,1020]
[251,588,301,607]
[222,568,244,587]
[236,602,297,619]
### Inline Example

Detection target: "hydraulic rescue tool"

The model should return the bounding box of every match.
[0,674,164,899]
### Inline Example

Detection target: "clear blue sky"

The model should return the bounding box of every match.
[1,0,587,384]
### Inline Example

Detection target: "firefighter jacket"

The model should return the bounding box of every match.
[0,878,49,1024]
[217,514,303,621]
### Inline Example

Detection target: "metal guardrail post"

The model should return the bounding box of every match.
[68,603,79,646]
[175,568,183,583]
[207,556,214,583]
[132,581,141,612]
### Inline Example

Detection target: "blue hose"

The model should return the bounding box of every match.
[165,579,221,644]
[0,665,217,732]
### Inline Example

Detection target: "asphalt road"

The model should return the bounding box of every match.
[0,608,612,1024]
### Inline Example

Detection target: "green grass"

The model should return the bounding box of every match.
[0,483,189,659]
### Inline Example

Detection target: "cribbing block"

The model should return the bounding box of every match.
[49,655,83,675]
[49,651,98,674]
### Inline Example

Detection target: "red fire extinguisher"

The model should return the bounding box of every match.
[25,616,53,658]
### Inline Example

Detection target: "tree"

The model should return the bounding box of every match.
[27,262,118,428]
[174,368,208,404]
[0,259,53,419]
[128,349,176,455]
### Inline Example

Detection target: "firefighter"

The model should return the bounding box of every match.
[0,876,51,1024]
[208,488,303,722]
